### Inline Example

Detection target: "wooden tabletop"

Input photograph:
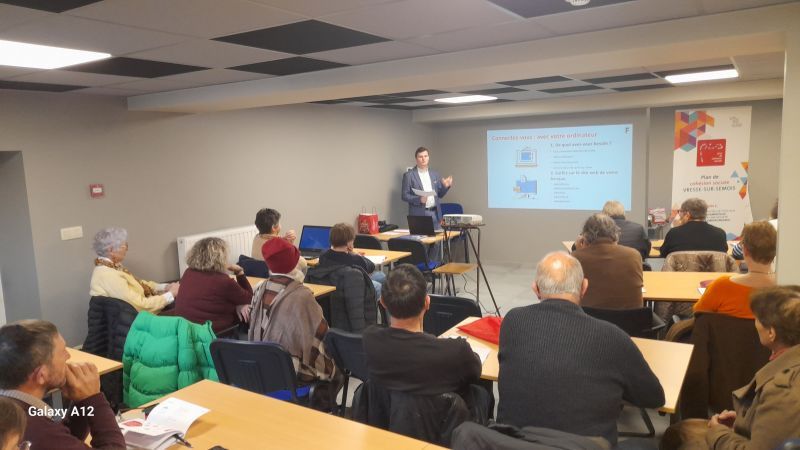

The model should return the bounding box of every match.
[140,380,445,450]
[306,248,411,267]
[643,271,727,302]
[67,348,122,375]
[375,230,460,245]
[562,239,734,259]
[441,317,693,414]
[245,276,335,298]
[433,263,478,275]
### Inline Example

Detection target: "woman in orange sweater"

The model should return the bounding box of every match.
[693,221,777,318]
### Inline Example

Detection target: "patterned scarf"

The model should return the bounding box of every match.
[94,258,157,297]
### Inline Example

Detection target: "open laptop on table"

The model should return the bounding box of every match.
[407,215,443,237]
[298,225,331,259]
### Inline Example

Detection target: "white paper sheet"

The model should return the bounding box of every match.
[412,188,436,197]
[365,255,386,265]
[145,398,209,436]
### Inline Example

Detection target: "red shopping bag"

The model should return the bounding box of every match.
[457,316,503,344]
[358,212,379,235]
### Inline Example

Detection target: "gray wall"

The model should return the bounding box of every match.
[433,109,650,264]
[0,152,42,323]
[433,99,782,264]
[1,91,432,344]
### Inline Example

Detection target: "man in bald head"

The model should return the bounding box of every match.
[496,252,664,447]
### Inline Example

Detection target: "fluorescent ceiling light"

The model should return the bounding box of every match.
[0,39,111,69]
[434,95,498,104]
[665,69,739,84]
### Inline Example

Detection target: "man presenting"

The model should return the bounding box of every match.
[402,147,453,224]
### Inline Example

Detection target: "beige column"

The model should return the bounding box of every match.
[777,29,800,283]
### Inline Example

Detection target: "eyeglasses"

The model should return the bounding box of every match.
[18,441,32,450]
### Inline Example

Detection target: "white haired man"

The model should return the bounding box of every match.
[497,252,664,448]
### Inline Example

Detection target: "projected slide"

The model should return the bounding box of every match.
[487,124,633,210]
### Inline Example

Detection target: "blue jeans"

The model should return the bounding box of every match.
[370,271,386,299]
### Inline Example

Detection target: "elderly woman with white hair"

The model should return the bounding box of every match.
[89,227,178,313]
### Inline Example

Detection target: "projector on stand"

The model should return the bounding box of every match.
[443,214,484,227]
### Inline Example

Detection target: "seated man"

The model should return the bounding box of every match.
[318,223,385,297]
[245,237,340,410]
[0,320,126,449]
[602,200,651,260]
[363,264,482,398]
[251,208,307,279]
[572,213,644,309]
[660,198,728,257]
[497,252,664,447]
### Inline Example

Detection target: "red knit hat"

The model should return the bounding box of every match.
[261,237,299,274]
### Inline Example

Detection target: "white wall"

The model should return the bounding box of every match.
[1,91,432,344]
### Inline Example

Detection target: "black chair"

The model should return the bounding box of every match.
[424,295,482,337]
[210,339,316,405]
[323,329,369,416]
[388,237,439,292]
[581,306,666,438]
[355,234,383,250]
[581,307,666,339]
[441,203,469,263]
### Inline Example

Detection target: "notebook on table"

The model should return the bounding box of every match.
[298,225,332,259]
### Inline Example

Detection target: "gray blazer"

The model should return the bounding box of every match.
[401,167,450,220]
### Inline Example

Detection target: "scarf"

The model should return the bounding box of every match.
[94,258,157,297]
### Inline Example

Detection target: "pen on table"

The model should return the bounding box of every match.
[172,433,193,448]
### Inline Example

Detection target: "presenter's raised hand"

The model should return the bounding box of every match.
[442,176,453,188]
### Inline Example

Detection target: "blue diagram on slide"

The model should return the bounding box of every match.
[487,124,632,210]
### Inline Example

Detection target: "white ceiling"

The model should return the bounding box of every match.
[0,0,794,112]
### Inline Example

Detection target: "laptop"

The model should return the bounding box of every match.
[407,215,442,237]
[298,225,332,259]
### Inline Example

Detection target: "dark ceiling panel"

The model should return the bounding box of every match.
[539,85,604,93]
[462,87,525,95]
[65,57,207,78]
[384,89,450,97]
[0,0,102,13]
[613,84,671,91]
[499,76,571,86]
[583,73,657,84]
[231,57,347,76]
[488,0,636,18]
[215,20,389,54]
[0,80,85,92]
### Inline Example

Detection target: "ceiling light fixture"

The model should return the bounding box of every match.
[434,95,498,104]
[664,68,739,84]
[0,39,111,70]
[565,0,591,6]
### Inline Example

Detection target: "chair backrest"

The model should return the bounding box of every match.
[679,313,770,418]
[440,203,464,215]
[354,234,383,250]
[352,380,470,447]
[323,328,369,381]
[210,339,301,402]
[582,306,657,338]
[423,295,482,336]
[663,251,736,273]
[387,237,430,268]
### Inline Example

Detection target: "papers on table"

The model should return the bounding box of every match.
[120,398,209,450]
[412,188,436,197]
[382,229,409,235]
[365,255,386,265]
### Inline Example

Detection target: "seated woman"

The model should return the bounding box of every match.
[0,397,26,450]
[173,237,252,334]
[244,237,340,409]
[693,221,777,319]
[250,208,307,279]
[90,227,178,313]
[662,286,800,449]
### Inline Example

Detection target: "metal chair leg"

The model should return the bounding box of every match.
[618,407,655,438]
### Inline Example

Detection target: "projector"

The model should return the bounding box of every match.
[443,214,484,226]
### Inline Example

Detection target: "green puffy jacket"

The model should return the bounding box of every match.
[123,312,218,407]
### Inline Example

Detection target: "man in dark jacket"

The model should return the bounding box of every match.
[0,320,126,449]
[602,200,652,259]
[497,252,664,447]
[660,198,728,257]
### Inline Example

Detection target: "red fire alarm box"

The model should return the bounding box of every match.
[90,184,104,198]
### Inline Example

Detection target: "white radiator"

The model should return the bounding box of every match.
[177,225,258,275]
